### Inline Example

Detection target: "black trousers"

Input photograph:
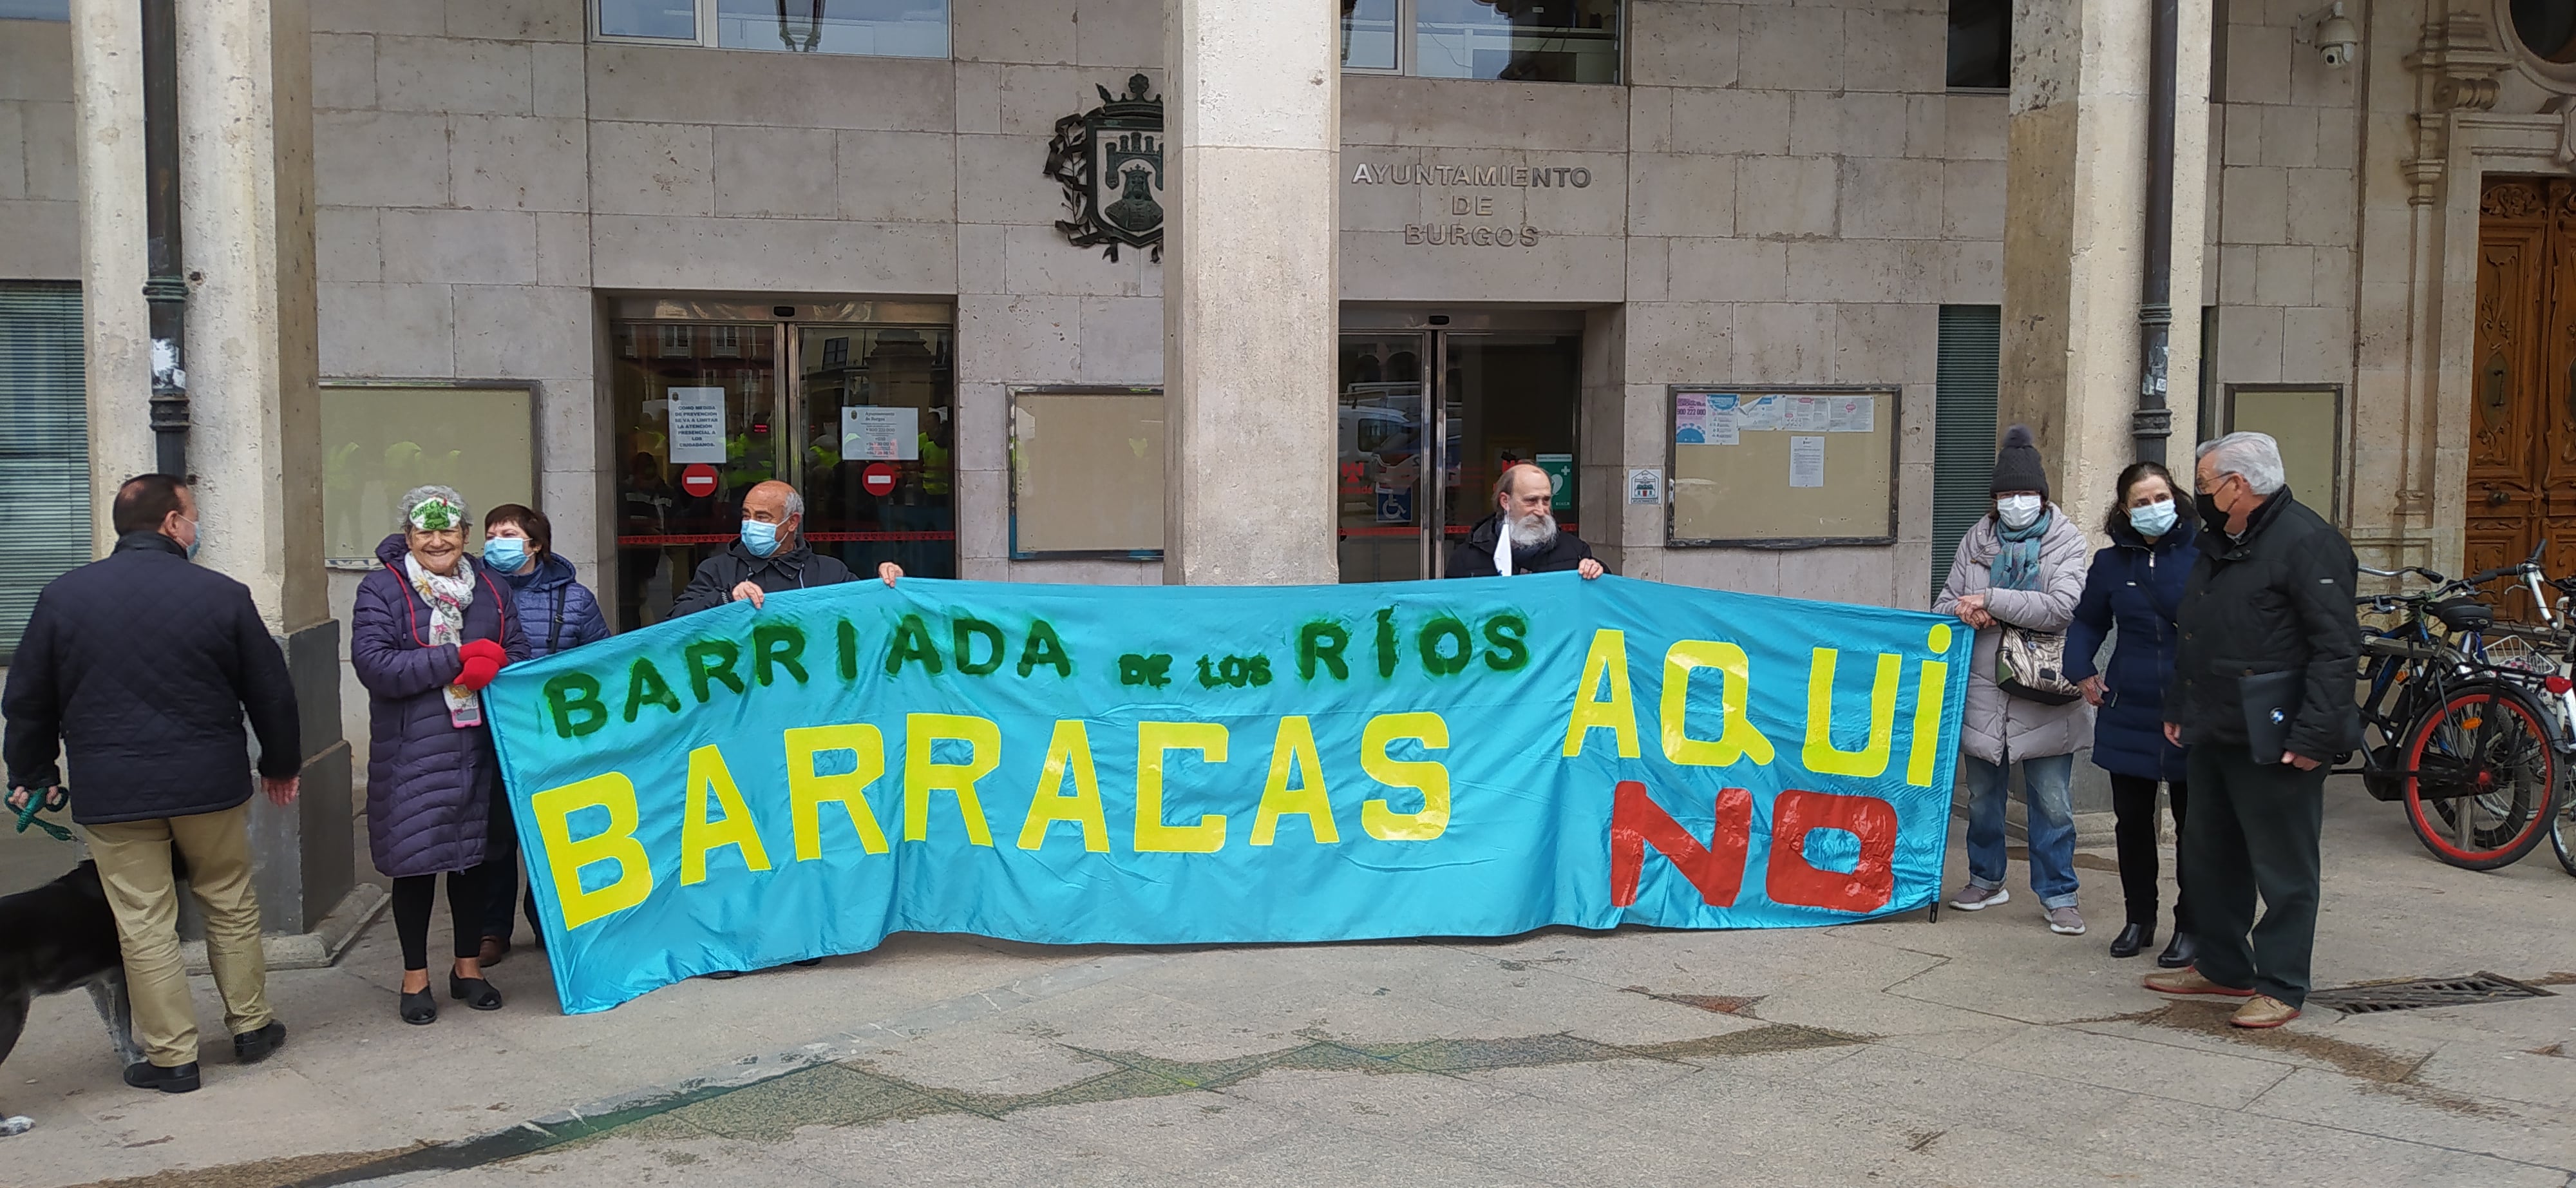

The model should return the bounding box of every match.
[478,783,541,944]
[2181,743,2325,1007]
[2107,774,2191,932]
[392,866,490,970]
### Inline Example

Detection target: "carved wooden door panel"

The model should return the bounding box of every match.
[2541,182,2576,594]
[2470,177,2568,611]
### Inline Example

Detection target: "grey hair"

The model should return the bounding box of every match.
[2195,432,2286,495]
[781,486,805,519]
[397,484,469,529]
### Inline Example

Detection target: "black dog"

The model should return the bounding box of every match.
[0,861,141,1137]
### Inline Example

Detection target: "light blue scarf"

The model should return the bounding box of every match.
[1989,509,2049,593]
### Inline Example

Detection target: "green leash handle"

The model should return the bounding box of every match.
[11,785,72,843]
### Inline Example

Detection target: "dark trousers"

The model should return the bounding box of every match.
[2181,743,2325,1007]
[392,866,490,971]
[478,785,541,944]
[2107,774,2191,932]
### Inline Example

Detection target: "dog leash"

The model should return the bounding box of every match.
[12,785,72,843]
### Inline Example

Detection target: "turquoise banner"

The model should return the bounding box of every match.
[487,575,1972,1014]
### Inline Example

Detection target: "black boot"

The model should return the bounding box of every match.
[451,973,504,1011]
[124,1060,201,1093]
[401,986,438,1025]
[234,1020,287,1063]
[2108,923,2151,959]
[2157,932,2199,969]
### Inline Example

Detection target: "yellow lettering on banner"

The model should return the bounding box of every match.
[1906,624,1953,787]
[1252,715,1338,845]
[1803,648,1902,778]
[1361,711,1451,841]
[1018,719,1110,852]
[530,773,654,930]
[681,745,773,885]
[1135,721,1229,853]
[903,713,999,845]
[1562,629,1639,758]
[1659,640,1776,767]
[782,724,889,860]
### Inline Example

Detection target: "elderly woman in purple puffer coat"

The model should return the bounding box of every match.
[352,485,528,1026]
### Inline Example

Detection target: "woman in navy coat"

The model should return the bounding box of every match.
[2065,461,2199,968]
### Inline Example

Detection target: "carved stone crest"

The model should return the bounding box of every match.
[1043,74,1165,262]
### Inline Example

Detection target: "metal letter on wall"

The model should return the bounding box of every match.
[1044,74,1164,262]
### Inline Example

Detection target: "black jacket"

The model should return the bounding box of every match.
[2166,488,2361,762]
[3,532,301,825]
[1444,514,1601,578]
[669,538,857,616]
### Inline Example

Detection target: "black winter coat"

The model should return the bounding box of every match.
[669,539,855,617]
[2166,488,2362,763]
[1444,515,1600,578]
[3,532,301,825]
[2065,517,2199,781]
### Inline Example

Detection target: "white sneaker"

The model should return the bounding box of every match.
[1949,885,2009,911]
[2046,905,2087,935]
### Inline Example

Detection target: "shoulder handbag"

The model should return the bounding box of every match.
[1996,624,2083,705]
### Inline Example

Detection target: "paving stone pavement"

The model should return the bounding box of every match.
[8,780,2576,1187]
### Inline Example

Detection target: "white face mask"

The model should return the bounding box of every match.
[1996,494,2043,530]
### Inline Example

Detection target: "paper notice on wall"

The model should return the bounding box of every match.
[842,405,920,461]
[1674,393,1711,443]
[1788,435,1826,488]
[667,387,726,463]
[1782,396,1831,432]
[1627,468,1664,505]
[1735,394,1781,432]
[1827,396,1875,433]
[1706,394,1741,445]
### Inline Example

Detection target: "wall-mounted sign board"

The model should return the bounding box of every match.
[1009,386,1165,559]
[1667,385,1900,548]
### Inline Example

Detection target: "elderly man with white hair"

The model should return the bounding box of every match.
[1446,463,1606,579]
[2143,432,2359,1029]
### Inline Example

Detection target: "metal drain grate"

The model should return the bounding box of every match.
[2306,973,2555,1015]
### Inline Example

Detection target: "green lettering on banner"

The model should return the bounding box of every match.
[1374,607,1398,678]
[685,638,745,702]
[887,614,945,676]
[1482,614,1530,671]
[544,673,605,738]
[1298,620,1350,680]
[836,619,859,682]
[952,617,1007,676]
[1417,616,1473,676]
[1018,619,1072,678]
[753,623,809,687]
[623,657,683,722]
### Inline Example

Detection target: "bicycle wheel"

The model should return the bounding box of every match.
[2401,682,2559,870]
[2552,774,2576,877]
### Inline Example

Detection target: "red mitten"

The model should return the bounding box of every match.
[456,638,506,691]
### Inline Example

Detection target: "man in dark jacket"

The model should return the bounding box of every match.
[1444,464,1607,580]
[2145,433,2360,1029]
[3,475,300,1093]
[669,480,855,615]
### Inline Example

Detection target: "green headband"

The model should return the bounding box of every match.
[407,497,460,532]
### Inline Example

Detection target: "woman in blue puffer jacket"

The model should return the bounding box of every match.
[2065,461,2200,969]
[471,503,610,966]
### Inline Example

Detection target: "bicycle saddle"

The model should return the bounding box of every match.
[2431,597,2494,633]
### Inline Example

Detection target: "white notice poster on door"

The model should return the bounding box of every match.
[842,405,920,461]
[1826,396,1875,433]
[1788,435,1826,488]
[667,387,727,464]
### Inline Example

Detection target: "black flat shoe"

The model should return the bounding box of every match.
[450,974,504,1011]
[234,1020,287,1063]
[2157,932,2198,969]
[401,987,437,1025]
[2108,923,2150,959]
[123,1060,200,1093]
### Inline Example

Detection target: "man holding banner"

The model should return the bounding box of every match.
[1447,463,1606,579]
[670,481,855,615]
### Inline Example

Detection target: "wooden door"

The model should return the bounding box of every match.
[2469,177,2576,613]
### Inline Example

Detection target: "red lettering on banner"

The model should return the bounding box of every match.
[1609,780,1752,907]
[1764,789,1897,913]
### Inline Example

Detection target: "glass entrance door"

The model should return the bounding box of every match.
[611,300,954,628]
[1336,321,1582,582]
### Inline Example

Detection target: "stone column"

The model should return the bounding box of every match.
[171,0,362,946]
[1160,0,1341,584]
[2000,0,2215,512]
[71,0,155,551]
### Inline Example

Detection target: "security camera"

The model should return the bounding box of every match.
[2310,1,2358,68]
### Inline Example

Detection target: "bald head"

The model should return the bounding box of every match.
[743,480,804,542]
[1496,464,1549,507]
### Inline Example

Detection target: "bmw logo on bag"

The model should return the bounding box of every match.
[2271,708,2287,724]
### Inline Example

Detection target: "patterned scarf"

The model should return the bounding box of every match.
[405,552,481,724]
[1989,507,2050,593]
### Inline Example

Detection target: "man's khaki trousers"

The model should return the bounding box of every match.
[84,803,270,1068]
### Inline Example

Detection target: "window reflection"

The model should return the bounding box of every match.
[1342,0,1400,70]
[1414,0,1620,84]
[713,0,949,57]
[599,0,696,39]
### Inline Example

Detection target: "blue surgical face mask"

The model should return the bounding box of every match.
[741,519,781,557]
[2128,499,2179,538]
[181,516,202,560]
[482,537,529,573]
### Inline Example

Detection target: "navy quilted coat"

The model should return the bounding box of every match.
[352,535,529,877]
[2064,515,2199,781]
[495,551,609,660]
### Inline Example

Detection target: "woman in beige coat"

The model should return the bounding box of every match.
[1933,426,2094,935]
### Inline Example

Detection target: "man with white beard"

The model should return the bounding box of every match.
[1446,463,1607,579]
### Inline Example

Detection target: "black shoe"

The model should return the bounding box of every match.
[791,958,822,968]
[401,986,438,1025]
[450,974,504,1011]
[233,1020,287,1064]
[699,970,742,980]
[2157,932,2199,969]
[2108,923,2150,959]
[123,1060,200,1093]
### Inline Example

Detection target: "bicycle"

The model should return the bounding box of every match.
[2345,553,2566,870]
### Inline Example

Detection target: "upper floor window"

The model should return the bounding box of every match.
[1946,0,2009,89]
[0,0,70,19]
[1343,0,1621,84]
[597,0,949,58]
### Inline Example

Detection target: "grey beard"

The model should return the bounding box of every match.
[1507,512,1558,550]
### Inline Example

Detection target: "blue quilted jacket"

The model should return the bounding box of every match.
[493,551,609,660]
[2065,516,2199,781]
[352,534,529,878]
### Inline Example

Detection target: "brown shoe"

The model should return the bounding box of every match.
[2142,967,2257,997]
[477,936,509,968]
[2230,995,2301,1028]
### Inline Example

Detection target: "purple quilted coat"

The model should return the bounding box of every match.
[352,534,530,878]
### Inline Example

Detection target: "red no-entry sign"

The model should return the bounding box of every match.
[680,463,719,498]
[861,462,899,497]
